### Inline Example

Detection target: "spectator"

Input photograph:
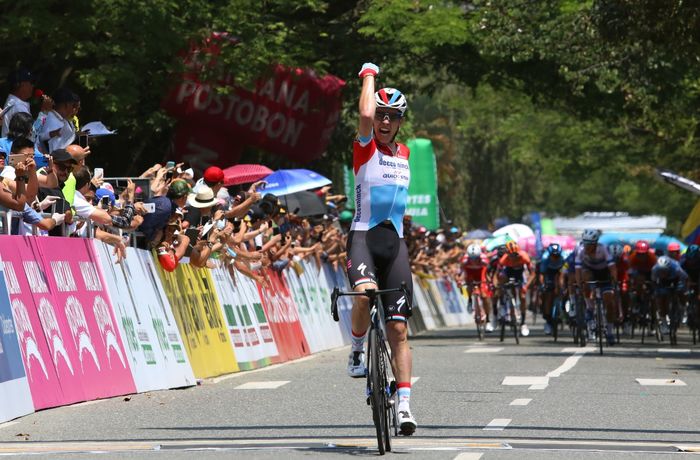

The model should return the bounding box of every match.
[70,166,136,234]
[37,148,76,236]
[0,112,48,168]
[2,68,34,137]
[38,88,79,153]
[184,184,218,228]
[137,178,190,248]
[66,144,90,166]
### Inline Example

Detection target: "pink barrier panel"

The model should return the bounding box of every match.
[258,269,309,362]
[0,236,136,409]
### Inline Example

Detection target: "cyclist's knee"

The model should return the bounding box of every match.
[386,321,408,343]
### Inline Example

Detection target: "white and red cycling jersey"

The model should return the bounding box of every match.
[351,136,411,236]
[460,254,492,296]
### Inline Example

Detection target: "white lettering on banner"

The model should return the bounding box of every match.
[11,298,49,380]
[407,195,432,205]
[52,261,77,292]
[65,295,100,372]
[176,83,305,148]
[3,262,21,294]
[37,297,74,375]
[256,78,310,114]
[80,262,103,292]
[93,295,126,369]
[23,261,48,293]
[264,289,300,324]
[406,207,428,217]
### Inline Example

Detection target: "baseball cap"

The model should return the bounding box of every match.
[8,68,33,87]
[95,188,116,206]
[50,149,76,164]
[168,179,191,198]
[203,166,224,184]
[339,210,353,222]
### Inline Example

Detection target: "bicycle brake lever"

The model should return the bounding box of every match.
[331,287,340,322]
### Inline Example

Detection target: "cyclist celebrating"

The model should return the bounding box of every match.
[345,62,416,435]
[651,256,688,335]
[461,243,494,332]
[539,243,565,336]
[575,229,619,345]
[497,241,533,337]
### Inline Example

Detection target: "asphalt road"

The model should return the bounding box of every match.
[1,322,700,459]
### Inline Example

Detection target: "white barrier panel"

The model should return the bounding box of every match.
[0,257,34,423]
[439,279,472,325]
[411,275,437,331]
[94,242,195,392]
[322,264,353,344]
[284,260,345,353]
[210,264,279,370]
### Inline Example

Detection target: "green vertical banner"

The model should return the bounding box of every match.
[406,138,440,230]
[343,164,355,210]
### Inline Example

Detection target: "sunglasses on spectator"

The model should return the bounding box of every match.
[374,111,402,121]
[54,162,74,171]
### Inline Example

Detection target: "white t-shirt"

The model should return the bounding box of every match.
[73,189,96,219]
[40,110,75,152]
[2,94,31,137]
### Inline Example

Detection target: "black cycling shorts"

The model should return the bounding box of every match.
[346,222,413,322]
[583,267,614,293]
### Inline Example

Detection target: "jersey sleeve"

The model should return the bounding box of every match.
[353,136,375,174]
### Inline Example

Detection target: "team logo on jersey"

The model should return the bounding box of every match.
[396,295,406,310]
[357,262,367,277]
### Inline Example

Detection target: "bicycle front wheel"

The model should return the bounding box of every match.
[596,300,604,355]
[369,328,390,454]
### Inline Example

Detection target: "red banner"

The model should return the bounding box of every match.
[257,269,309,362]
[163,65,345,167]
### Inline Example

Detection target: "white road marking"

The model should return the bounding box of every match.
[547,349,591,377]
[561,347,596,353]
[483,418,511,431]
[502,376,549,386]
[411,377,420,385]
[453,453,484,460]
[235,380,290,389]
[465,347,503,353]
[528,384,548,390]
[509,398,532,406]
[656,348,691,354]
[0,421,19,430]
[636,378,686,386]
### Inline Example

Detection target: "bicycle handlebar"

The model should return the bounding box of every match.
[330,282,411,322]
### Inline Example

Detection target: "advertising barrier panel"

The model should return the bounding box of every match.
[322,264,353,344]
[210,264,279,370]
[0,256,34,423]
[285,260,344,353]
[94,242,195,392]
[258,269,309,362]
[156,261,238,378]
[33,237,137,401]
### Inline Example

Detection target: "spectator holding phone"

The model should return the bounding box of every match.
[0,112,49,168]
[137,178,190,248]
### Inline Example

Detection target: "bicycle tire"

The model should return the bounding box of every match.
[669,297,679,346]
[576,296,586,347]
[596,299,604,355]
[380,343,392,452]
[368,328,386,455]
[552,299,559,342]
[475,297,484,341]
[511,301,520,345]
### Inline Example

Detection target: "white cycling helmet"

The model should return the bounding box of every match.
[609,243,624,258]
[657,255,673,270]
[581,228,601,244]
[467,243,482,259]
[375,88,407,115]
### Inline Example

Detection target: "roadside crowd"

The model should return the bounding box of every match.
[0,66,466,286]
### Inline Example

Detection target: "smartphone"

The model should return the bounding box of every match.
[165,170,175,180]
[165,161,176,169]
[94,168,104,179]
[78,134,89,148]
[0,103,14,119]
[99,196,110,210]
[8,153,27,168]
[184,227,200,242]
[143,202,156,213]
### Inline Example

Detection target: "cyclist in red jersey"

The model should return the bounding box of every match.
[461,244,494,332]
[629,240,657,296]
[609,244,630,334]
[497,241,533,336]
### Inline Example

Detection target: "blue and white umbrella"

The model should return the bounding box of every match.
[262,169,332,196]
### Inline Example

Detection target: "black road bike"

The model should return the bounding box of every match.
[331,284,411,455]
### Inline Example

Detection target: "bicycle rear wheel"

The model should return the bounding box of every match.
[552,299,559,342]
[368,328,387,455]
[596,301,604,355]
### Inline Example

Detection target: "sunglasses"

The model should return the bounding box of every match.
[54,162,74,171]
[374,111,402,122]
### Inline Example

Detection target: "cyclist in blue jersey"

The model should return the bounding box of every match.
[651,256,688,335]
[345,62,416,435]
[540,243,565,335]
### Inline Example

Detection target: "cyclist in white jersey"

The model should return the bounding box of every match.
[345,62,416,435]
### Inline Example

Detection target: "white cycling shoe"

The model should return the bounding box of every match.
[397,406,417,435]
[485,322,495,333]
[347,351,367,378]
[520,324,530,337]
